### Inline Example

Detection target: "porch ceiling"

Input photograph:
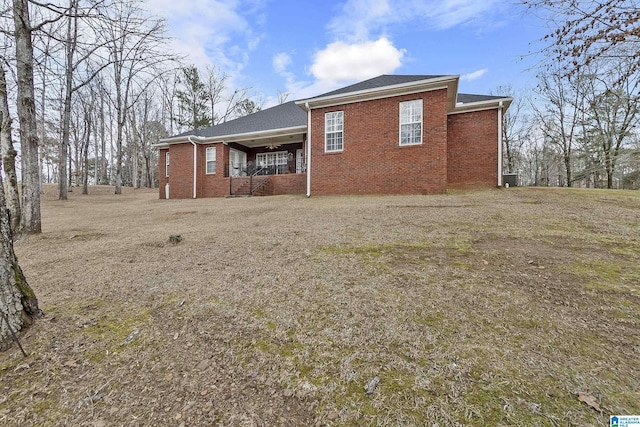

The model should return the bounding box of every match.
[230,132,305,148]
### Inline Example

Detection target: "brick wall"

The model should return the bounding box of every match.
[166,143,195,199]
[269,174,306,195]
[447,109,499,189]
[160,142,305,198]
[309,89,449,195]
[199,144,229,197]
[159,94,500,199]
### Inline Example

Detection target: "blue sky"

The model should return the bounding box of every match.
[146,0,549,106]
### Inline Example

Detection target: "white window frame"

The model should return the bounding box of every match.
[325,111,343,152]
[165,152,170,177]
[206,146,216,174]
[256,151,288,174]
[399,99,423,146]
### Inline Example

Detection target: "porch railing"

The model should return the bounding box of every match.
[228,163,268,196]
[226,160,305,195]
[224,162,248,178]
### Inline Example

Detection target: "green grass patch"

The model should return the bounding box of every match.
[570,260,640,293]
[82,308,151,362]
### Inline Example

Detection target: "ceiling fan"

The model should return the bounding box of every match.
[266,142,281,150]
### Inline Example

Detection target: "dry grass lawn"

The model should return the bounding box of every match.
[1,184,639,426]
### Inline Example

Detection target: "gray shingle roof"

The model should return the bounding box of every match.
[457,93,507,103]
[172,101,307,139]
[168,77,509,140]
[307,74,447,99]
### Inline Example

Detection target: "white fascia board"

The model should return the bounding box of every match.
[448,97,513,115]
[218,125,307,143]
[296,75,460,110]
[155,125,307,148]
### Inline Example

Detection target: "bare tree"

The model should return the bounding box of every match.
[219,87,249,123]
[580,60,640,188]
[204,64,228,125]
[0,61,21,233]
[98,0,170,194]
[132,88,166,188]
[523,0,640,78]
[0,165,41,350]
[493,85,529,174]
[12,0,48,234]
[277,89,289,105]
[533,68,585,186]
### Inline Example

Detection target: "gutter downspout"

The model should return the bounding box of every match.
[305,102,312,197]
[497,101,504,187]
[188,136,199,198]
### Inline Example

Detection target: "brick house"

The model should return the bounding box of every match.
[155,74,511,198]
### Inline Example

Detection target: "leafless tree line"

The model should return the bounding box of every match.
[504,1,640,189]
[1,0,278,348]
[0,0,270,236]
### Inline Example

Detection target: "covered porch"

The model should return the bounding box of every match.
[223,142,307,196]
[157,100,309,199]
[217,128,307,197]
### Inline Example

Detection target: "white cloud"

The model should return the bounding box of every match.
[310,38,404,84]
[328,0,503,41]
[272,52,292,74]
[328,0,391,42]
[145,0,263,72]
[274,37,404,102]
[461,68,488,81]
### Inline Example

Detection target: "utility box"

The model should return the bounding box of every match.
[503,173,518,187]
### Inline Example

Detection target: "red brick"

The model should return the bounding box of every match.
[309,90,448,195]
[447,109,499,189]
[159,90,501,198]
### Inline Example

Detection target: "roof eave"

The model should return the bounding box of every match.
[155,125,307,148]
[448,97,513,115]
[296,75,460,110]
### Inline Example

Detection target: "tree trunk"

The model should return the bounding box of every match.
[564,153,572,188]
[0,171,42,350]
[82,110,91,195]
[0,64,21,235]
[114,61,123,195]
[13,0,42,234]
[100,89,108,185]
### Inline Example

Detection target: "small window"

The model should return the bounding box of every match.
[325,111,343,152]
[206,147,216,174]
[400,99,422,146]
[165,152,170,177]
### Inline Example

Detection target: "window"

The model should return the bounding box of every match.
[206,147,216,174]
[256,151,287,174]
[165,152,170,177]
[325,111,343,152]
[400,99,422,146]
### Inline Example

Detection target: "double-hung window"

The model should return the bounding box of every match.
[206,147,216,174]
[325,111,343,152]
[165,152,170,177]
[400,99,422,146]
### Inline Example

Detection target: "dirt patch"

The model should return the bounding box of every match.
[1,185,638,426]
